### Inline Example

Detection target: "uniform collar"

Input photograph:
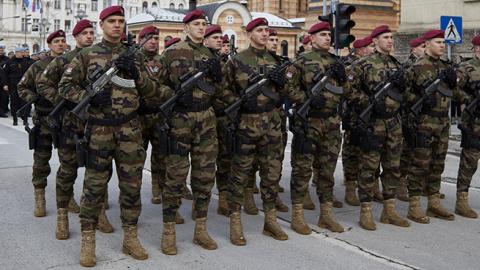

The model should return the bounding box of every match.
[424,52,441,62]
[141,48,158,57]
[101,38,123,49]
[185,36,203,50]
[312,46,330,55]
[248,45,267,57]
[374,49,391,60]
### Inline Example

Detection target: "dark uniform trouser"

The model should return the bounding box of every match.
[358,117,402,202]
[228,110,282,211]
[162,108,218,223]
[141,114,166,195]
[79,118,145,231]
[342,130,359,183]
[457,148,480,192]
[291,116,341,204]
[408,116,449,197]
[216,115,231,193]
[0,88,8,113]
[32,116,53,189]
[9,86,26,117]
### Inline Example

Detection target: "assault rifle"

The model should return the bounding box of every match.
[465,83,480,116]
[409,78,453,116]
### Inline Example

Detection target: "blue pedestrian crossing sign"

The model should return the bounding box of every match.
[440,16,462,44]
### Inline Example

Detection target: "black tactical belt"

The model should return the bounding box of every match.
[309,109,338,119]
[88,112,138,126]
[174,102,211,113]
[36,110,52,117]
[241,103,276,114]
[138,105,160,116]
[422,111,449,118]
[374,110,398,119]
[64,100,77,110]
[215,110,226,117]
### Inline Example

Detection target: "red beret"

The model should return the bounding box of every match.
[183,9,206,24]
[353,36,373,49]
[472,36,480,46]
[99,5,124,21]
[47,30,66,43]
[165,37,181,49]
[302,35,311,45]
[222,34,230,44]
[422,29,444,40]
[308,22,331,35]
[72,20,93,37]
[409,37,425,48]
[205,25,222,38]
[371,25,391,38]
[121,33,127,41]
[268,28,278,36]
[246,18,268,32]
[139,26,159,39]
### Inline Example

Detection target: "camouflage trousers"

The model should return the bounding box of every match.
[358,117,402,202]
[228,110,283,211]
[55,113,84,209]
[456,118,480,193]
[342,129,360,184]
[163,108,218,222]
[216,115,231,193]
[141,113,167,195]
[408,116,449,197]
[32,115,53,189]
[400,142,414,185]
[290,116,341,204]
[80,118,145,231]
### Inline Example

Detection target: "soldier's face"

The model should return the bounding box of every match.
[267,35,279,52]
[248,26,269,48]
[312,31,331,50]
[426,38,445,57]
[100,15,125,41]
[143,35,160,53]
[412,43,426,58]
[366,43,375,55]
[204,33,223,50]
[220,43,230,54]
[15,52,23,58]
[185,19,207,42]
[474,46,480,58]
[48,37,66,55]
[76,27,95,48]
[375,32,394,53]
[303,42,312,52]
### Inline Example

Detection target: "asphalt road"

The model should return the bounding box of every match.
[0,116,479,270]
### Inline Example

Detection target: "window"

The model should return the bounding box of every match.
[65,20,71,32]
[65,0,71,10]
[91,21,97,30]
[21,18,28,32]
[91,0,98,11]
[226,15,234,24]
[32,18,39,32]
[178,3,184,9]
[103,0,112,8]
[54,0,61,9]
[152,2,157,8]
[142,1,148,12]
[169,3,175,9]
[118,0,123,6]
[54,19,60,31]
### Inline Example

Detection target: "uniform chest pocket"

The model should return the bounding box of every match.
[305,63,321,85]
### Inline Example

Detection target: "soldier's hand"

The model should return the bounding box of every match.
[330,61,347,85]
[311,95,326,108]
[114,55,140,80]
[90,90,111,107]
[203,58,222,82]
[268,69,286,88]
[424,94,436,109]
[440,67,457,89]
[36,97,53,107]
[391,69,406,89]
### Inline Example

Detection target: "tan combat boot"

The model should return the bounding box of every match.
[455,192,478,218]
[373,180,384,202]
[303,191,316,210]
[318,202,344,233]
[344,182,360,206]
[407,196,430,224]
[243,188,259,215]
[263,209,288,241]
[56,208,69,240]
[217,191,229,217]
[332,195,344,208]
[122,225,148,260]
[230,211,246,245]
[68,196,80,213]
[80,230,96,267]
[151,183,162,204]
[97,206,114,233]
[175,211,185,224]
[396,179,409,202]
[34,188,46,217]
[275,196,289,212]
[193,217,218,250]
[427,194,455,221]
[359,202,376,231]
[161,222,177,255]
[182,184,193,200]
[291,204,312,235]
[380,199,410,227]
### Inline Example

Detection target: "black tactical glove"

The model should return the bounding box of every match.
[424,94,436,109]
[36,97,53,108]
[203,58,223,82]
[373,99,386,115]
[439,67,457,89]
[310,95,326,108]
[90,90,111,107]
[137,98,148,114]
[115,55,140,80]
[177,90,193,107]
[391,69,406,89]
[268,69,286,88]
[330,61,347,85]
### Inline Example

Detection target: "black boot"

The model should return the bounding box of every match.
[12,114,18,126]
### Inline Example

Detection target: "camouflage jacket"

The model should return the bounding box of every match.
[159,37,235,107]
[58,39,163,120]
[17,53,55,113]
[349,50,403,115]
[457,56,480,124]
[403,54,418,70]
[37,47,83,105]
[138,48,163,107]
[286,48,352,120]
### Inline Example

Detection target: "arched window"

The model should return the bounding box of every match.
[281,40,288,56]
[178,3,184,9]
[142,1,148,12]
[152,2,157,8]
[169,3,175,9]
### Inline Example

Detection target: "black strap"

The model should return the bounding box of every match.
[174,102,211,113]
[309,109,338,119]
[241,103,276,114]
[422,111,448,118]
[88,112,138,126]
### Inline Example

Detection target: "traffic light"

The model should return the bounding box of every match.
[334,4,356,49]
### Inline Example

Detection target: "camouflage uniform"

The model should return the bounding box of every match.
[17,53,55,191]
[159,37,234,223]
[58,39,162,231]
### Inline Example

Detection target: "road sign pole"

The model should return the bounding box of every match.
[447,44,452,61]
